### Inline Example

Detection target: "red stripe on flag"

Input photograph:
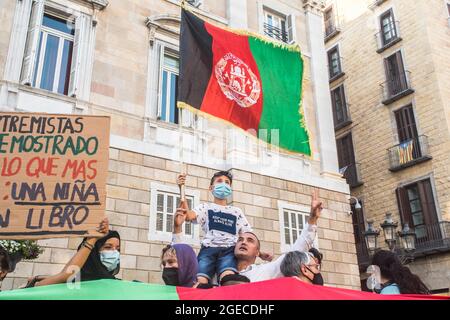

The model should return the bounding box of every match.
[200,22,263,133]
[176,277,447,300]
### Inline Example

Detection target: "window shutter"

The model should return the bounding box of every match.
[395,186,412,226]
[287,14,296,44]
[418,180,439,226]
[396,51,408,90]
[20,0,44,85]
[156,43,165,119]
[68,13,89,97]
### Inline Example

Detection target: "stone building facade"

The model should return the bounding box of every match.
[324,0,450,293]
[0,0,361,291]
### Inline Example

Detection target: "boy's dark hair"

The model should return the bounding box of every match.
[309,248,323,265]
[210,170,233,186]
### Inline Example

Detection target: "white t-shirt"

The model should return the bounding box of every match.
[192,202,252,247]
[171,222,318,283]
[238,223,318,282]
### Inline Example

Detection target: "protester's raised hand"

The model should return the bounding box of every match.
[309,189,323,225]
[259,251,274,262]
[177,173,187,186]
[96,217,109,235]
[174,208,187,233]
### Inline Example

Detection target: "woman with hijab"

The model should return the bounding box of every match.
[161,243,198,287]
[79,230,121,281]
[24,218,121,287]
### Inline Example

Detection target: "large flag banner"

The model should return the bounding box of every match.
[0,112,110,240]
[0,278,447,300]
[178,9,311,156]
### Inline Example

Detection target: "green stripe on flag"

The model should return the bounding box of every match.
[0,279,180,300]
[248,37,311,156]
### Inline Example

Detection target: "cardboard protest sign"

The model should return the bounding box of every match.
[0,112,110,240]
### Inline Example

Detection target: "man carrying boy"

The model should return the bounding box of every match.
[177,170,271,286]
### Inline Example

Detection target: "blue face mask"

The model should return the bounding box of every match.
[100,250,120,272]
[212,182,232,199]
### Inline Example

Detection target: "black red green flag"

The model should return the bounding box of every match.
[178,9,311,156]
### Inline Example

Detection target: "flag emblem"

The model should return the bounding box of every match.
[215,52,261,108]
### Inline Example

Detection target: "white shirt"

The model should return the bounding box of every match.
[192,202,252,247]
[238,222,318,282]
[172,222,318,283]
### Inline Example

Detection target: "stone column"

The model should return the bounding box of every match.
[227,0,248,28]
[302,0,340,178]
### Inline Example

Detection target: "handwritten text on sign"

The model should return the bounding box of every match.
[0,113,110,239]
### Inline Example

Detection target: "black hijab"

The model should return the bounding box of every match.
[78,231,121,281]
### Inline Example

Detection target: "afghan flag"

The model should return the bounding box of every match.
[178,9,311,156]
[0,278,445,300]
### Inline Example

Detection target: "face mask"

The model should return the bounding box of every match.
[162,267,179,286]
[100,250,120,272]
[212,182,232,199]
[304,265,324,286]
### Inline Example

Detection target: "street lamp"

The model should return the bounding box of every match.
[398,223,416,251]
[363,220,380,254]
[362,213,417,264]
[380,213,398,251]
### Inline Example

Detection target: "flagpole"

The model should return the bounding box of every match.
[178,0,186,203]
[178,106,186,202]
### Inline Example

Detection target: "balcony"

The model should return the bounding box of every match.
[375,21,402,53]
[263,23,289,43]
[388,135,432,172]
[380,70,414,105]
[340,163,363,188]
[413,221,450,257]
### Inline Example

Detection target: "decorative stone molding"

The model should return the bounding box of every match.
[85,0,109,10]
[302,0,326,15]
[145,14,181,45]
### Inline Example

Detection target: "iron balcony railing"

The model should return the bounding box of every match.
[380,70,413,104]
[340,163,363,188]
[263,23,289,43]
[388,135,431,171]
[414,221,450,256]
[375,21,401,51]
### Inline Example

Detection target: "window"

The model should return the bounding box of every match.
[20,0,95,99]
[32,13,74,95]
[278,201,310,252]
[395,105,419,143]
[379,9,398,46]
[324,6,338,38]
[156,192,193,235]
[389,105,431,170]
[159,49,180,124]
[383,51,409,98]
[263,9,295,44]
[327,46,343,80]
[152,41,195,127]
[336,133,361,187]
[396,179,441,245]
[149,182,200,244]
[331,85,350,128]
